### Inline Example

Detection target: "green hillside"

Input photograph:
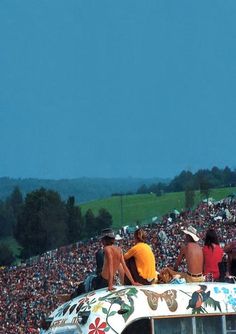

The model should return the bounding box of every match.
[80,187,236,228]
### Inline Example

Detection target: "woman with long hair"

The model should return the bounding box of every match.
[203,228,223,281]
[124,228,157,285]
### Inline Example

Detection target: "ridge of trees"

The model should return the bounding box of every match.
[0,176,167,203]
[0,187,112,265]
[137,166,236,195]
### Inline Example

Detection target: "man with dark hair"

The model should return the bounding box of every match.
[58,228,139,302]
[94,228,140,291]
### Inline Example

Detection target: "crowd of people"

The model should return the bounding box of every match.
[0,195,236,333]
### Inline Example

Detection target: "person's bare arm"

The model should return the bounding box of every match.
[174,246,185,271]
[104,247,114,291]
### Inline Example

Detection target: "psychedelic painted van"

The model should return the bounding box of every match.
[43,282,236,334]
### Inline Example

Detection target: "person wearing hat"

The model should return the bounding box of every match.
[93,228,140,291]
[172,225,204,282]
[58,228,139,301]
[95,229,123,276]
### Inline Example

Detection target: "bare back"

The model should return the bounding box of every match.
[101,245,122,281]
[184,242,203,274]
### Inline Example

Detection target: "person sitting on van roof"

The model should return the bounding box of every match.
[172,226,204,283]
[123,228,157,285]
[160,226,204,283]
[94,228,141,291]
[203,228,223,281]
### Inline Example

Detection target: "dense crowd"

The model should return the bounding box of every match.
[0,196,236,333]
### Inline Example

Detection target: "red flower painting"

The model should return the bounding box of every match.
[88,317,107,334]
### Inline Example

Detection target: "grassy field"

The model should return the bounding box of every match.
[80,187,236,229]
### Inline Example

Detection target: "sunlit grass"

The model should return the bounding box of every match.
[80,187,236,228]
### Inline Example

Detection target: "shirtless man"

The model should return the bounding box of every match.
[58,229,139,302]
[173,226,204,283]
[159,226,205,283]
[97,229,140,291]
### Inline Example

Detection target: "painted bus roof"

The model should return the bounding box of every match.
[45,282,236,334]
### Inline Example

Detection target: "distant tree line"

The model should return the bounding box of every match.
[137,166,236,196]
[0,187,112,265]
[0,176,162,203]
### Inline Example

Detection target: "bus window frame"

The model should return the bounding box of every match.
[150,313,236,334]
[225,314,236,334]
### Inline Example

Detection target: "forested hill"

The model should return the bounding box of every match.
[0,177,168,203]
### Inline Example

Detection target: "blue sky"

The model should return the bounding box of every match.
[0,0,236,179]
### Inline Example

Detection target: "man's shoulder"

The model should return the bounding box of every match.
[186,242,201,250]
[105,245,121,252]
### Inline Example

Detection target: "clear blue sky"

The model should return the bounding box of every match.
[0,0,236,179]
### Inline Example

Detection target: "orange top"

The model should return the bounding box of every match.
[124,242,156,280]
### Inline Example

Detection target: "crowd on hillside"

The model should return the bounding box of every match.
[0,195,236,333]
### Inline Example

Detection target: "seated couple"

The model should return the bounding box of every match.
[92,227,157,290]
[60,228,157,302]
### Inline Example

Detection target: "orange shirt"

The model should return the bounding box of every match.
[124,242,156,280]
